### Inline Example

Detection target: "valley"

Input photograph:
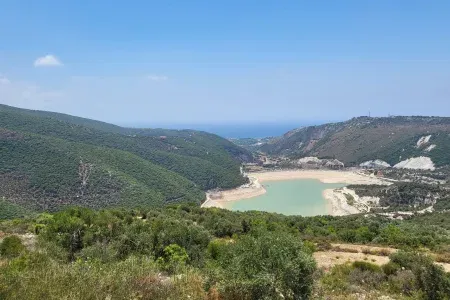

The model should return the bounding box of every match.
[1,106,450,299]
[0,104,251,217]
[3,3,450,298]
[223,117,450,218]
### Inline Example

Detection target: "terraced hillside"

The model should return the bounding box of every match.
[261,116,450,167]
[0,104,251,217]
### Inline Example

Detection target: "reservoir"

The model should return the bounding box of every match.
[226,179,345,216]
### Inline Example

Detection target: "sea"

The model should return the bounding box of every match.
[123,122,330,138]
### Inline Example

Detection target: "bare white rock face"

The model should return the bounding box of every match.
[424,144,436,152]
[416,135,432,148]
[394,156,435,170]
[360,159,391,169]
[297,157,322,164]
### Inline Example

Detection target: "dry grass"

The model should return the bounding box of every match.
[362,247,391,256]
[331,246,359,253]
[435,252,450,264]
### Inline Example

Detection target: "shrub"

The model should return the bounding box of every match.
[315,239,332,251]
[348,268,385,288]
[382,262,400,276]
[207,239,228,260]
[378,248,391,256]
[390,251,450,300]
[76,242,118,263]
[388,270,416,296]
[321,263,353,292]
[331,246,359,253]
[0,235,25,258]
[303,240,316,253]
[207,231,316,299]
[362,247,391,256]
[157,244,189,273]
[352,261,382,273]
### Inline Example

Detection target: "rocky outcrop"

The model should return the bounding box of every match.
[416,135,432,148]
[424,144,436,152]
[359,160,391,169]
[394,156,435,170]
[296,157,344,169]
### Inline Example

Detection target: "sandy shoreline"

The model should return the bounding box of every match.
[201,170,387,215]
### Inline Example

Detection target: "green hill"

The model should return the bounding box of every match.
[0,104,253,165]
[0,104,127,134]
[261,116,450,166]
[0,104,251,216]
[0,129,204,214]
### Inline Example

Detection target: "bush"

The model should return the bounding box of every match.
[378,248,391,256]
[382,262,400,276]
[76,242,118,263]
[303,240,316,253]
[362,247,391,256]
[207,230,316,299]
[207,239,229,260]
[331,245,359,253]
[352,261,382,273]
[388,270,416,296]
[321,263,354,292]
[315,239,332,251]
[390,251,450,300]
[0,235,25,258]
[157,244,189,273]
[348,268,385,288]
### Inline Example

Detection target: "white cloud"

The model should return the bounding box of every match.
[0,74,10,85]
[146,75,168,81]
[34,54,63,67]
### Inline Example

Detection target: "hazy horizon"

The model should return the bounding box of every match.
[120,121,327,138]
[5,100,450,138]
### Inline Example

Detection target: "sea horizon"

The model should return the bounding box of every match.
[119,121,335,139]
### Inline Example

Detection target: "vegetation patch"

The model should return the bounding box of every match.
[344,193,355,206]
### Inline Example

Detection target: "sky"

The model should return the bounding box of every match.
[1,1,450,126]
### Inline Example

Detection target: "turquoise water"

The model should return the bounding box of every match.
[228,179,345,216]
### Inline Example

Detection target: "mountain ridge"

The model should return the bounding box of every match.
[260,116,450,167]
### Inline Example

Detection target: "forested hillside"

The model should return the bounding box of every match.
[0,104,251,215]
[261,116,450,166]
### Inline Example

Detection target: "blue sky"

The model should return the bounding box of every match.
[1,1,450,125]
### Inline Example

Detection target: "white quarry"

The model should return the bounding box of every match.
[394,156,435,171]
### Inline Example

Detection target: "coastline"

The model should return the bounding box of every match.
[201,170,387,215]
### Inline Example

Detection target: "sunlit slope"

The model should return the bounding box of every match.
[0,104,254,214]
[262,116,450,166]
[0,104,250,190]
[0,129,204,213]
